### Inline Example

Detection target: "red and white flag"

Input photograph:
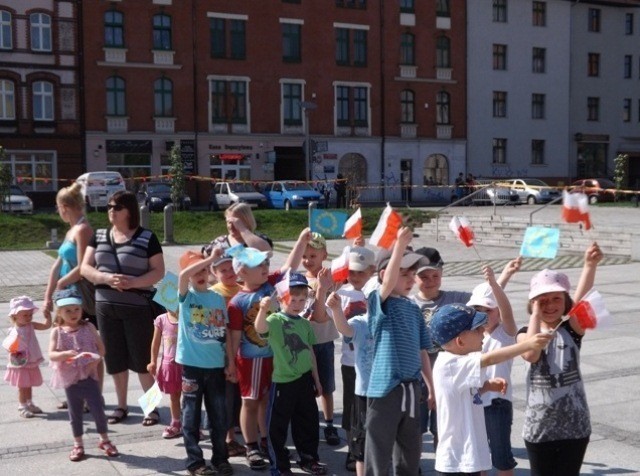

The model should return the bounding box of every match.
[562,190,592,230]
[568,288,612,330]
[331,246,351,283]
[343,208,362,239]
[1,329,24,353]
[369,204,402,249]
[275,269,291,305]
[449,216,475,247]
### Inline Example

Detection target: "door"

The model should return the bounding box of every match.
[215,183,231,208]
[400,160,413,202]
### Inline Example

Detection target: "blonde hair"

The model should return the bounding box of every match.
[57,182,85,210]
[54,306,87,327]
[226,202,257,231]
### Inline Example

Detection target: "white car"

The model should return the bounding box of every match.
[502,178,561,205]
[209,182,267,210]
[76,171,126,209]
[1,185,34,214]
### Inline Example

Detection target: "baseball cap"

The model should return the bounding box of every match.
[429,304,488,346]
[288,272,311,288]
[53,288,83,307]
[466,283,497,309]
[180,250,204,270]
[376,249,424,273]
[528,269,571,300]
[414,247,444,274]
[8,296,38,316]
[308,232,327,250]
[349,246,375,271]
[230,247,272,273]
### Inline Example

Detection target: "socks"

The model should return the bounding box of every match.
[326,419,334,428]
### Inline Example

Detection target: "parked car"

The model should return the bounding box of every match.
[502,178,561,204]
[137,181,191,211]
[570,178,616,204]
[469,180,519,206]
[1,185,34,214]
[263,180,323,210]
[209,181,267,210]
[76,171,126,209]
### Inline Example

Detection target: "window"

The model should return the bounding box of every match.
[30,13,51,52]
[282,22,301,62]
[106,76,126,116]
[153,14,172,50]
[436,36,450,68]
[587,97,599,121]
[493,0,507,23]
[282,83,302,126]
[353,30,367,66]
[588,53,600,77]
[32,81,54,121]
[400,0,415,13]
[624,55,632,78]
[492,138,507,164]
[436,91,450,124]
[400,33,415,65]
[1,151,56,192]
[0,79,15,119]
[493,91,507,117]
[336,28,348,65]
[532,1,546,26]
[531,140,545,165]
[493,44,507,70]
[335,28,367,66]
[588,8,601,32]
[400,90,414,123]
[354,87,367,126]
[624,98,632,122]
[210,18,225,58]
[532,47,546,73]
[336,0,367,9]
[104,11,124,47]
[336,85,369,127]
[626,13,634,35]
[532,93,545,119]
[210,17,246,59]
[210,79,247,124]
[154,78,173,116]
[0,10,12,50]
[230,20,246,59]
[436,0,450,17]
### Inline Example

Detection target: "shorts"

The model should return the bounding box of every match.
[313,341,335,395]
[236,355,273,400]
[96,302,154,374]
[484,398,517,471]
[341,365,356,430]
[156,358,183,395]
[349,395,367,461]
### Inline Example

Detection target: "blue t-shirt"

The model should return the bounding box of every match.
[366,291,432,398]
[176,288,228,369]
[347,314,374,397]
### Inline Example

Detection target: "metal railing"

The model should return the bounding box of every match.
[433,184,497,241]
[529,194,563,226]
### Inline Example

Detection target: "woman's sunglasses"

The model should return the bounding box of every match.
[107,203,125,211]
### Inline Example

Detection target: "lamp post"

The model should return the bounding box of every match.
[300,101,317,181]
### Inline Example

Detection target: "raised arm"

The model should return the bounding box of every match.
[179,253,216,296]
[379,227,412,301]
[496,255,522,289]
[516,299,545,363]
[254,296,271,335]
[229,216,272,251]
[570,242,603,334]
[280,227,311,273]
[486,266,517,336]
[309,267,333,323]
[325,292,354,338]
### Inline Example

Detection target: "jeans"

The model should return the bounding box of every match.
[182,365,228,470]
[484,398,517,470]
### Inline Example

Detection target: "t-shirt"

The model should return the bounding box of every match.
[264,312,316,383]
[303,275,339,344]
[227,272,281,359]
[433,351,491,473]
[366,291,432,398]
[347,315,374,397]
[480,324,515,405]
[331,284,367,367]
[176,288,228,369]
[211,282,241,305]
[518,322,591,443]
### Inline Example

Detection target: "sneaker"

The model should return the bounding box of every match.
[299,460,328,475]
[188,466,216,476]
[162,424,182,439]
[18,407,34,418]
[323,426,340,446]
[214,461,234,476]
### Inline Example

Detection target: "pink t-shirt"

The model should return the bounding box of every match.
[50,324,99,389]
[154,313,178,362]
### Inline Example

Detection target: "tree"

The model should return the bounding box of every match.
[613,153,628,202]
[168,143,186,210]
[0,146,13,213]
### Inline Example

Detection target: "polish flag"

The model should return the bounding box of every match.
[369,204,402,249]
[1,331,21,353]
[562,190,592,230]
[343,208,363,239]
[331,246,351,283]
[449,216,475,247]
[275,270,291,305]
[568,288,612,330]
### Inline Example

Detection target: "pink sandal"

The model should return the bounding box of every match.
[98,440,119,457]
[69,445,85,462]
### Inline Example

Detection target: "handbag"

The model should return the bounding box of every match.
[3,329,29,368]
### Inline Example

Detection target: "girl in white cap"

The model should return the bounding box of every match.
[3,295,51,418]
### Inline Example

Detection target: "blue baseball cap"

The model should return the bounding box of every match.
[54,288,83,308]
[229,246,272,273]
[429,304,488,346]
[288,272,311,288]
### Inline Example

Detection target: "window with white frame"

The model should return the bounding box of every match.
[209,15,246,59]
[336,84,369,128]
[210,78,248,124]
[492,138,507,164]
[400,89,414,123]
[0,10,12,50]
[30,13,51,52]
[153,14,172,50]
[335,26,367,67]
[154,77,173,116]
[32,81,54,121]
[436,91,450,124]
[282,82,302,126]
[106,76,126,116]
[531,140,545,165]
[0,79,15,120]
[1,151,56,191]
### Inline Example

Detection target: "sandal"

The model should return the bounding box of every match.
[226,439,246,457]
[345,452,357,472]
[19,407,34,418]
[98,439,119,457]
[107,407,128,424]
[246,448,268,470]
[69,445,85,462]
[162,424,182,439]
[57,401,68,410]
[299,460,328,475]
[142,409,159,426]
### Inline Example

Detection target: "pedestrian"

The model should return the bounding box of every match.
[335,174,347,208]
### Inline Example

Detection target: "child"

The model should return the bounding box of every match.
[301,232,340,445]
[517,243,602,476]
[467,267,518,476]
[227,230,309,470]
[254,273,327,476]
[364,228,435,475]
[3,295,51,418]
[48,289,118,461]
[147,308,182,439]
[429,304,551,475]
[177,250,235,476]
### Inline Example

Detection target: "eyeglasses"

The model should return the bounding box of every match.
[107,203,125,211]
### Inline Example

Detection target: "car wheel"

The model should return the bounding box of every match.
[527,195,537,205]
[284,200,291,211]
[589,195,598,204]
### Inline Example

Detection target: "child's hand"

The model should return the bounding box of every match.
[527,332,553,350]
[353,236,365,247]
[147,362,157,376]
[259,296,271,310]
[427,393,436,411]
[212,246,224,260]
[503,256,522,277]
[325,292,340,310]
[396,226,413,248]
[63,350,79,362]
[225,363,237,383]
[484,378,508,395]
[482,265,496,285]
[314,379,323,398]
[299,227,312,244]
[585,242,603,266]
[317,267,333,290]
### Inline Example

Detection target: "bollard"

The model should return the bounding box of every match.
[140,204,149,229]
[163,203,175,245]
[46,228,60,249]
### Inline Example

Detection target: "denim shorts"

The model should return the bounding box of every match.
[484,398,517,471]
[313,341,335,394]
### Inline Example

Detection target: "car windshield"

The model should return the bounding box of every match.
[229,183,257,193]
[284,182,314,191]
[147,183,171,193]
[522,179,549,187]
[90,173,122,186]
[10,185,25,195]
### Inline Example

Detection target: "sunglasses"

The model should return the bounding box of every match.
[107,203,125,211]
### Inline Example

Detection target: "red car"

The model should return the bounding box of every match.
[570,178,616,204]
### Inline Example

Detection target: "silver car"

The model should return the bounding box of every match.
[470,180,519,206]
[503,178,561,204]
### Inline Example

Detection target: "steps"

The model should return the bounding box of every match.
[414,212,632,256]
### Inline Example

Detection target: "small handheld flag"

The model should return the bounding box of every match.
[568,288,612,330]
[562,190,592,230]
[369,204,402,249]
[520,226,560,259]
[310,209,348,238]
[331,246,351,283]
[449,216,475,247]
[343,208,363,239]
[275,269,291,305]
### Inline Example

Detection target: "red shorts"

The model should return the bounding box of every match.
[236,355,273,400]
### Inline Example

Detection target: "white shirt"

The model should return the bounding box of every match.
[481,324,515,405]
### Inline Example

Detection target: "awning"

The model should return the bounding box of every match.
[219,154,244,161]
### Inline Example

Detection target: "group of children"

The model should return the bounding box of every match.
[3,222,603,476]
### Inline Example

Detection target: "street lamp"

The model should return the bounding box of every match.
[300,101,317,181]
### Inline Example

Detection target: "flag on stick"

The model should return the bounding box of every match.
[562,190,592,230]
[343,208,363,239]
[568,288,612,330]
[449,216,475,247]
[331,246,351,283]
[369,204,402,249]
[275,269,291,305]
